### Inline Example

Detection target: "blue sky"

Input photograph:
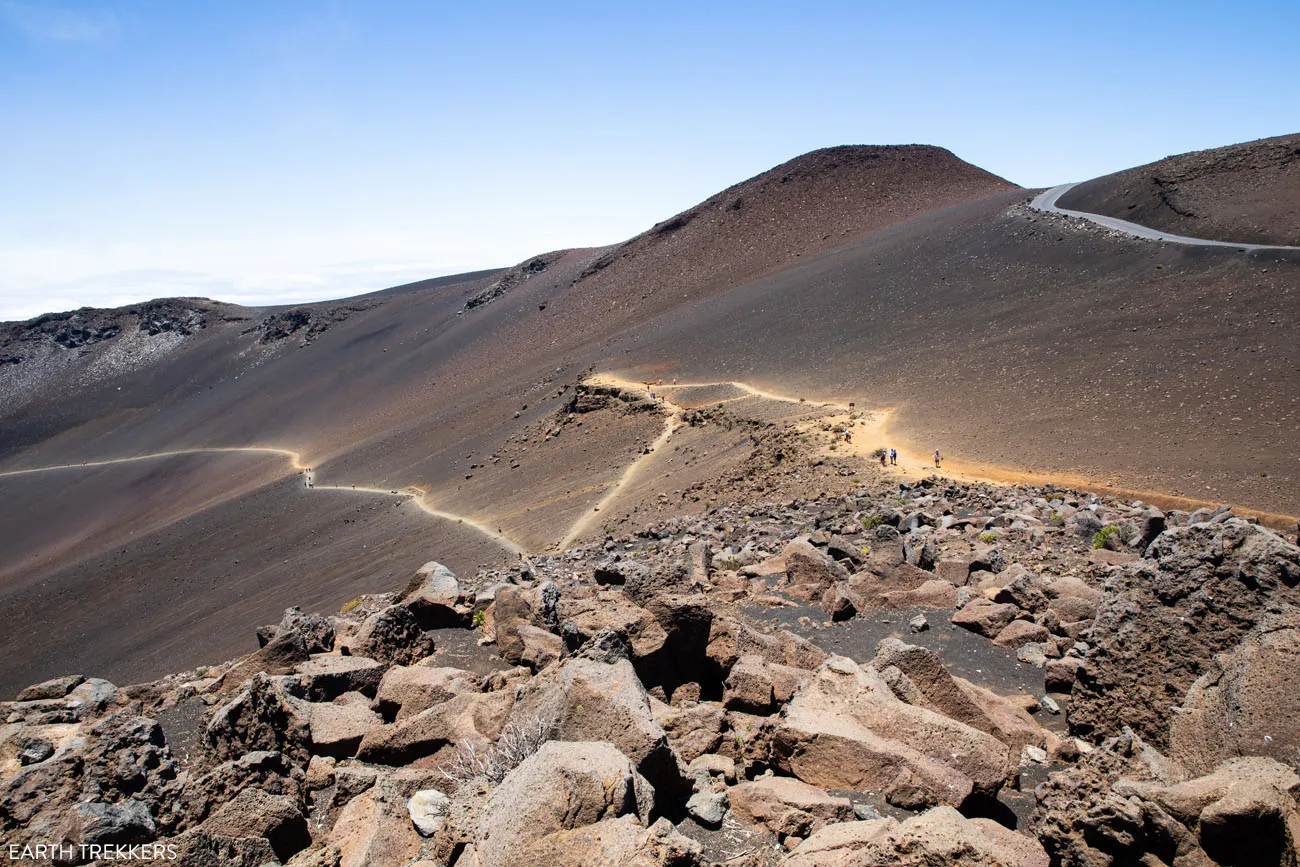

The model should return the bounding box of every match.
[2,0,1296,320]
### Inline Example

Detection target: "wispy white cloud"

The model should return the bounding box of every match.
[0,0,117,43]
[0,260,470,322]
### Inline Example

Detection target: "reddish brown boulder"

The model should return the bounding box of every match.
[951,599,1020,638]
[770,656,1013,808]
[992,620,1050,649]
[728,775,853,838]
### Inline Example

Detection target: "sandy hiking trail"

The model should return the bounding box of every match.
[2,447,525,556]
[583,374,1298,533]
[5,375,1294,561]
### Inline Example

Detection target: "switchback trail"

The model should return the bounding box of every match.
[567,374,1297,538]
[1030,184,1300,252]
[0,447,525,555]
[555,373,859,548]
[6,380,1293,558]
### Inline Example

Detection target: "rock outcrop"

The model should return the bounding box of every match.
[3,485,1299,865]
[769,656,1014,808]
[1170,607,1300,775]
[1070,521,1300,746]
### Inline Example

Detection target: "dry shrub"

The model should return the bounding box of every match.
[439,715,556,788]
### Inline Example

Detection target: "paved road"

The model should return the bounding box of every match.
[1030,183,1300,252]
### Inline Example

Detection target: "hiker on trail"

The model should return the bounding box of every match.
[934,449,941,468]
[890,448,897,465]
[844,430,852,443]
[880,451,887,467]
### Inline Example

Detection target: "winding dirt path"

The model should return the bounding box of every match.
[7,376,1294,559]
[0,447,525,555]
[568,374,1298,535]
[554,373,851,548]
[0,446,306,477]
[557,380,686,548]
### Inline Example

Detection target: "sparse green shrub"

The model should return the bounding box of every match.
[1092,526,1121,550]
[341,596,364,614]
[863,514,883,529]
[733,721,753,752]
[871,447,887,459]
[978,531,998,544]
[472,609,486,629]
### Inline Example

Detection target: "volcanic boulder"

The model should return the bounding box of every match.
[770,656,1014,808]
[1070,521,1300,746]
[1170,607,1300,775]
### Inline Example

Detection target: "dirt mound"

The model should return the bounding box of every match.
[559,144,1017,315]
[1057,132,1300,245]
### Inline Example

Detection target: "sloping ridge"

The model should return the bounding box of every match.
[552,145,1018,315]
[1057,132,1300,247]
[0,144,1025,690]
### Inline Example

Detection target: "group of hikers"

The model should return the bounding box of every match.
[828,423,948,472]
[871,446,942,469]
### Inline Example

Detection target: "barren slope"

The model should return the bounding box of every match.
[3,137,1299,693]
[1057,132,1300,246]
[603,189,1300,515]
[0,146,1017,690]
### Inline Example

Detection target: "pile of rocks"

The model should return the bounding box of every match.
[2,481,1298,866]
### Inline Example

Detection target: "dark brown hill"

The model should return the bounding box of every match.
[1057,132,1300,245]
[548,145,1017,320]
